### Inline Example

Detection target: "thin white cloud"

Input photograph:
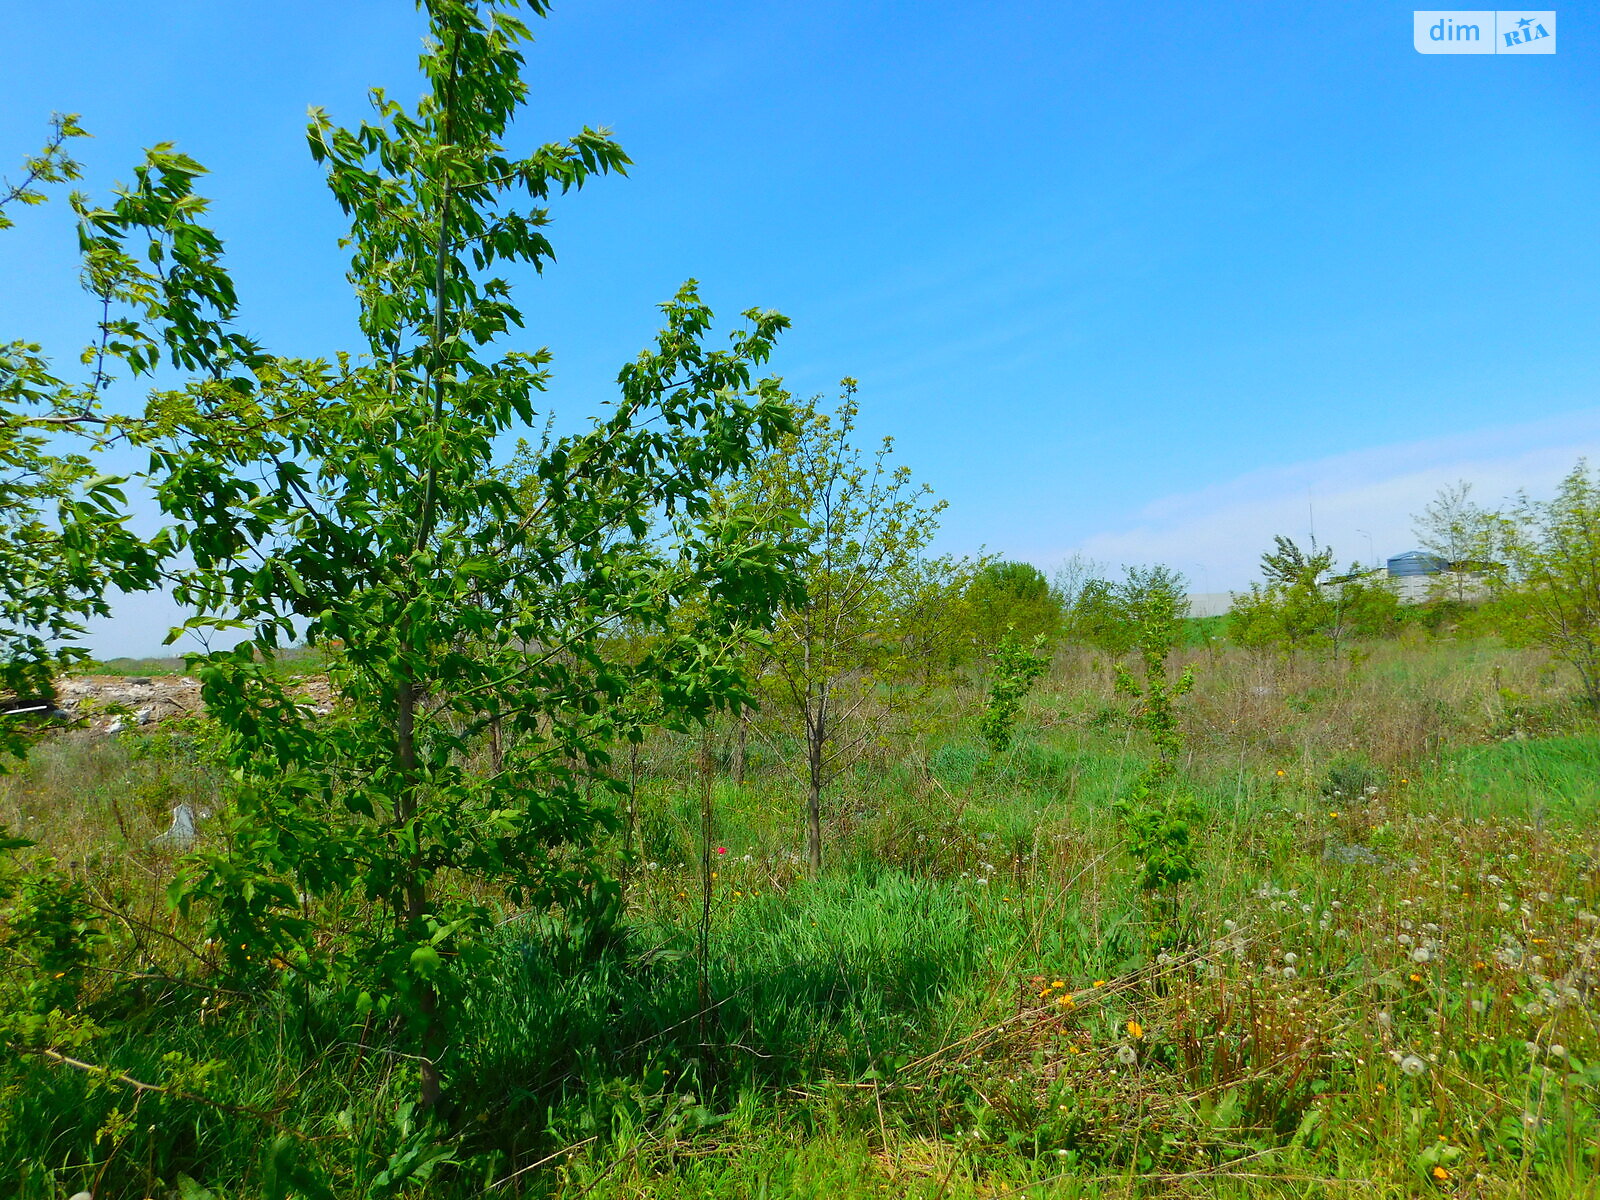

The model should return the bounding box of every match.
[1059,409,1600,593]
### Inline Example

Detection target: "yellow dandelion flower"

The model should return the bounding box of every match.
[1275,769,1286,777]
[1093,979,1107,988]
[1431,1166,1450,1181]
[1052,980,1066,989]
[1056,994,1075,1009]
[1410,973,1423,982]
[1127,1020,1144,1039]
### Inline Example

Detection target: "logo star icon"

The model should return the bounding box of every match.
[1517,16,1533,28]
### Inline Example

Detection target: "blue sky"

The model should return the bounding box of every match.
[3,2,1596,654]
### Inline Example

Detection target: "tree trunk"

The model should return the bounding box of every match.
[732,705,748,786]
[806,767,823,874]
[697,727,715,1043]
[396,675,443,1110]
[806,689,826,873]
[620,740,641,898]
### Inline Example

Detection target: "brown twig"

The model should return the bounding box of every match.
[22,1047,308,1138]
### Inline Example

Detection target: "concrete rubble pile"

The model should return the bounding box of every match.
[3,675,336,734]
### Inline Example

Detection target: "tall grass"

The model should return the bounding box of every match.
[3,635,1599,1197]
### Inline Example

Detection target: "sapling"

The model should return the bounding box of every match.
[1110,575,1202,908]
[980,632,1050,756]
[145,0,805,1109]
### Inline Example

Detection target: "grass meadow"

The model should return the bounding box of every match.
[2,633,1598,1198]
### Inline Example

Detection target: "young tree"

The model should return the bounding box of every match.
[740,383,967,872]
[0,117,184,763]
[145,0,803,1107]
[979,632,1050,755]
[1414,480,1498,602]
[1111,579,1201,900]
[963,560,1063,657]
[1228,537,1397,660]
[1052,552,1106,631]
[1259,534,1334,588]
[1493,461,1600,709]
[1070,564,1188,658]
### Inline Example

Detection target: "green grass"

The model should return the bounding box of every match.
[68,655,192,677]
[72,644,332,678]
[4,637,1600,1197]
[1437,735,1600,823]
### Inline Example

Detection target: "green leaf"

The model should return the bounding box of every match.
[409,945,443,979]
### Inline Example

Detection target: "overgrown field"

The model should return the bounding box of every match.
[3,635,1599,1198]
